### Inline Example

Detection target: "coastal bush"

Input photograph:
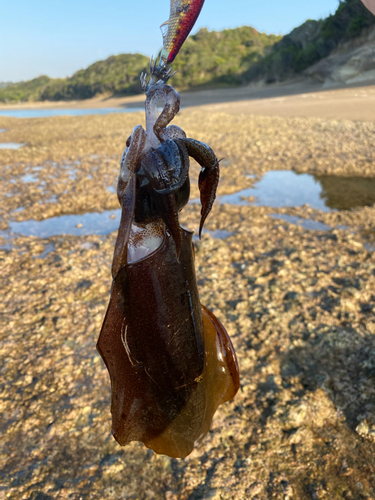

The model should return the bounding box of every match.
[171,26,280,89]
[40,54,150,101]
[0,28,279,102]
[0,76,52,103]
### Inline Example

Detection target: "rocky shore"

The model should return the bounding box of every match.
[1,109,375,499]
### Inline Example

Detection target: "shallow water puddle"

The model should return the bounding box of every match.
[21,173,39,183]
[193,229,233,241]
[271,214,373,252]
[0,108,144,118]
[218,170,375,211]
[0,239,55,258]
[315,175,375,210]
[219,171,328,211]
[0,142,25,149]
[364,242,375,252]
[270,214,333,231]
[1,209,233,241]
[33,243,55,258]
[3,170,375,242]
[2,210,121,238]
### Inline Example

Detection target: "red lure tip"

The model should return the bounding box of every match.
[161,0,205,64]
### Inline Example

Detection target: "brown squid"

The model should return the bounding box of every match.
[97,82,239,458]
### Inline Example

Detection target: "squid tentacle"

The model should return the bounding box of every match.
[138,148,183,257]
[177,138,220,238]
[154,192,182,259]
[112,125,147,277]
[152,140,190,195]
[112,175,137,278]
[139,85,220,252]
[145,83,180,148]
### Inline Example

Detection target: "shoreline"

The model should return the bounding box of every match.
[1,79,375,121]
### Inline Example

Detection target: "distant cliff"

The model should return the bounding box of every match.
[304,25,375,86]
[245,0,375,83]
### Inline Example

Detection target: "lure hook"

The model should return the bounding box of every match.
[140,56,177,93]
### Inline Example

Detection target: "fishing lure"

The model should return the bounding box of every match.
[97,82,239,458]
[141,1,205,91]
[160,0,206,64]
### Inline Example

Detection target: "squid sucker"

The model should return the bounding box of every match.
[97,81,239,459]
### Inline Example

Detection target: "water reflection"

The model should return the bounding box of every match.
[3,170,375,240]
[217,170,375,211]
[316,175,375,210]
[33,243,55,259]
[218,171,328,210]
[0,143,25,149]
[270,214,332,231]
[364,242,375,253]
[2,210,121,238]
[0,108,144,118]
[193,228,233,241]
[1,210,233,240]
[21,173,38,183]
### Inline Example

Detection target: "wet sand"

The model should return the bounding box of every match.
[1,79,375,121]
[1,87,375,499]
[202,83,375,121]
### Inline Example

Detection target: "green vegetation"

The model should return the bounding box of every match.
[0,76,52,103]
[39,53,150,101]
[0,28,278,103]
[1,0,374,103]
[0,54,149,103]
[171,26,281,89]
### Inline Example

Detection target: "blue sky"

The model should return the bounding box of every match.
[1,0,340,82]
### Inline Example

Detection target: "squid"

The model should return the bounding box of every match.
[97,81,239,459]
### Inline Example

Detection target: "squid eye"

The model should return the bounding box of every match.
[126,136,131,148]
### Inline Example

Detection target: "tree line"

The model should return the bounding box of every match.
[1,0,373,103]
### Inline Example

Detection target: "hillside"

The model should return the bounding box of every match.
[0,28,280,103]
[0,76,52,102]
[0,54,149,104]
[39,53,150,101]
[0,82,13,89]
[0,0,374,103]
[169,26,280,89]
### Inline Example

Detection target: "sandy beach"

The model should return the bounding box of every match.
[1,81,375,499]
[1,79,375,121]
